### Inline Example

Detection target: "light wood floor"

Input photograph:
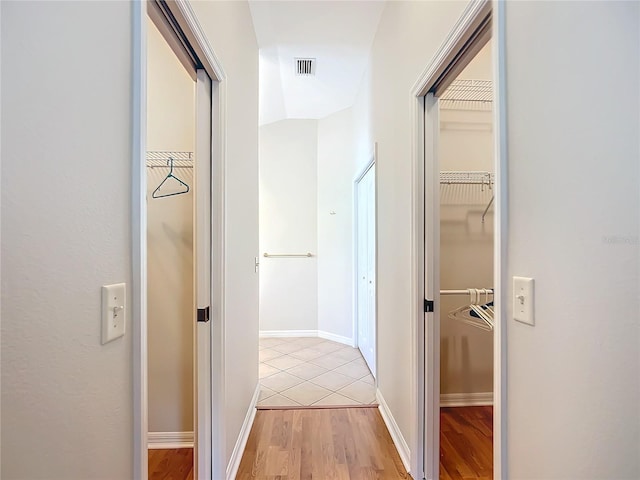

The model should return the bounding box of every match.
[440,406,493,480]
[237,407,411,479]
[148,448,193,480]
[147,407,492,480]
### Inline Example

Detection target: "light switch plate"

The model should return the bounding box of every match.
[102,283,126,344]
[513,276,534,326]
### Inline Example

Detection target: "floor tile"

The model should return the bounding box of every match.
[309,371,355,391]
[260,371,304,391]
[259,363,280,379]
[294,337,327,347]
[278,337,303,344]
[337,380,376,404]
[264,355,306,370]
[259,338,286,348]
[258,386,276,401]
[333,347,363,362]
[285,362,328,381]
[257,394,301,407]
[341,354,366,367]
[360,374,375,385]
[313,342,345,354]
[333,359,371,379]
[258,337,374,407]
[312,393,361,406]
[259,348,284,362]
[288,347,325,361]
[270,342,305,354]
[280,382,332,405]
[309,354,352,370]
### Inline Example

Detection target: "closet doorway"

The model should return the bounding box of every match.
[411,1,507,479]
[146,12,199,480]
[437,40,495,480]
[134,1,224,478]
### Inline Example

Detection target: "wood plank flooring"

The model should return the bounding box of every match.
[146,407,492,480]
[148,448,193,480]
[237,407,411,479]
[440,406,493,480]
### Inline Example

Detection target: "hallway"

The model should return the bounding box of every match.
[237,407,410,479]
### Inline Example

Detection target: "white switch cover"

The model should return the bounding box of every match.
[102,283,126,344]
[513,276,534,326]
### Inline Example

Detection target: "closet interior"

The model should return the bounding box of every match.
[146,15,196,476]
[439,41,494,479]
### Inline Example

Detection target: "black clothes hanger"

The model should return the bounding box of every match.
[152,157,189,198]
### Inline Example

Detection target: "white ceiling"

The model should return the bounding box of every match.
[249,1,386,125]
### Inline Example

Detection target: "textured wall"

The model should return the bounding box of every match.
[504,2,640,477]
[362,0,469,457]
[1,2,133,478]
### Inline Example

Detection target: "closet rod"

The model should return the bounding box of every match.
[441,289,493,295]
[146,165,193,169]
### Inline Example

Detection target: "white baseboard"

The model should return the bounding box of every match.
[226,384,260,480]
[318,330,355,347]
[440,392,493,407]
[376,389,411,475]
[259,329,354,347]
[148,431,194,449]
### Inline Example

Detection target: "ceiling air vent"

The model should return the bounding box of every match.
[295,58,316,76]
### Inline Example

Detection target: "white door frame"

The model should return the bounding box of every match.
[194,68,212,480]
[354,156,377,378]
[409,0,508,478]
[132,2,227,478]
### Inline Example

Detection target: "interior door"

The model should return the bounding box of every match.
[357,163,376,377]
[423,92,441,480]
[194,68,212,480]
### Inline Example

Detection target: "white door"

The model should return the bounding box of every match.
[423,93,441,480]
[194,68,212,480]
[356,163,376,377]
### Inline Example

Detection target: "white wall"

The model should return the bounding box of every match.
[1,2,133,478]
[317,107,359,340]
[259,119,319,332]
[504,2,640,477]
[146,17,195,434]
[357,0,469,455]
[259,109,372,343]
[189,1,260,468]
[352,61,374,169]
[1,0,260,476]
[357,0,640,475]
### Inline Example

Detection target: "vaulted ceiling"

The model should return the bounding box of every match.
[249,1,386,125]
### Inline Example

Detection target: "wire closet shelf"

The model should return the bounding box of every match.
[146,151,193,169]
[440,79,493,110]
[440,171,495,223]
[440,171,493,188]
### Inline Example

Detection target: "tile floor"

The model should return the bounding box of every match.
[258,337,377,407]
